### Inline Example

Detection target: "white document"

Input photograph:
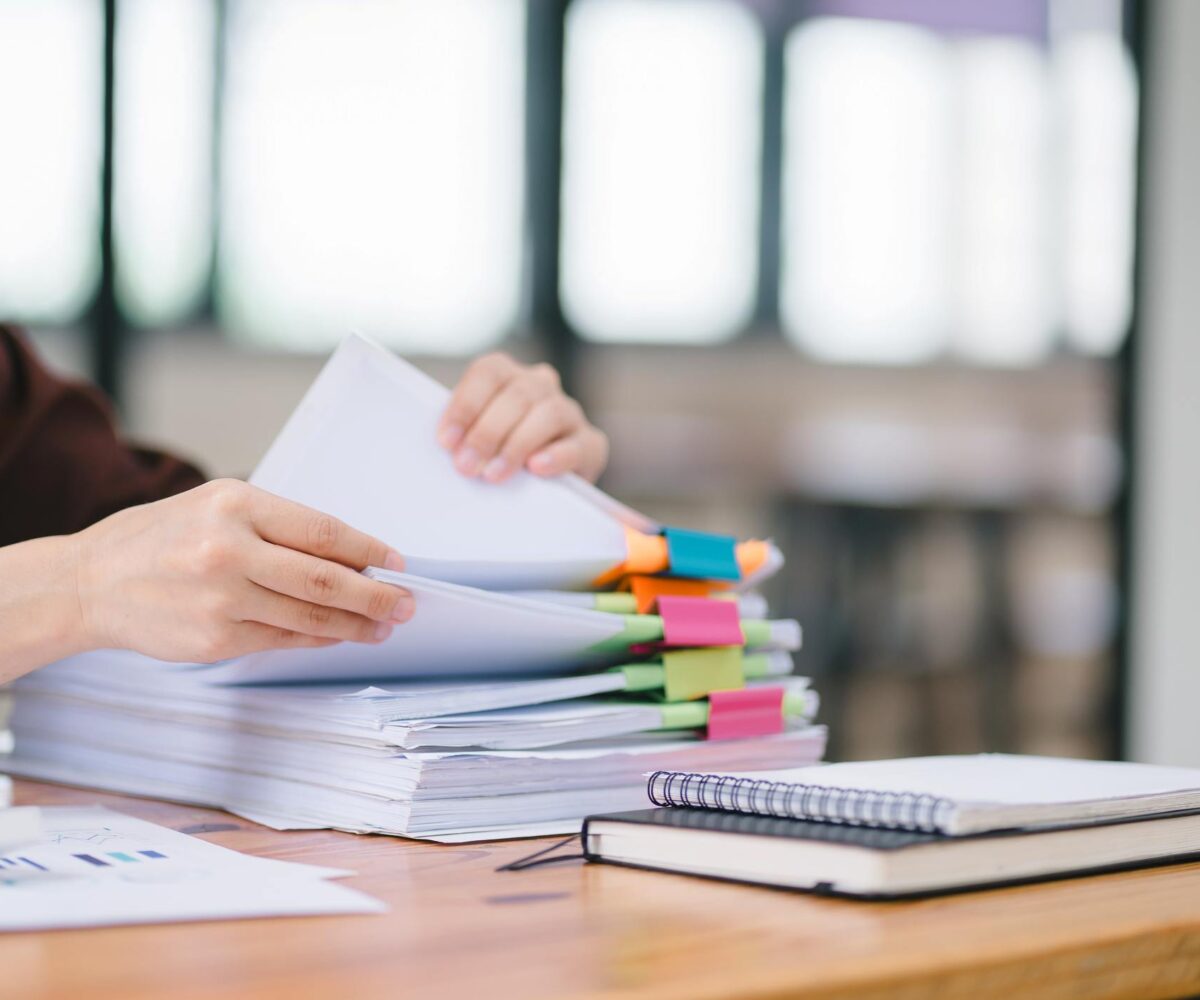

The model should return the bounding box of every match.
[0,806,384,931]
[250,334,650,590]
[182,571,631,684]
[0,807,40,851]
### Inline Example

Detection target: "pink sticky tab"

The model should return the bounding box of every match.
[657,596,744,648]
[707,687,786,740]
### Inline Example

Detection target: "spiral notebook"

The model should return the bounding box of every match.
[647,755,1200,836]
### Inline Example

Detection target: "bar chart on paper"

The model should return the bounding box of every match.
[0,806,385,930]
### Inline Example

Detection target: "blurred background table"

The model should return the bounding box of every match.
[9,779,1200,1000]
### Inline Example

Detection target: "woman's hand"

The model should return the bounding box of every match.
[72,479,413,664]
[436,353,609,484]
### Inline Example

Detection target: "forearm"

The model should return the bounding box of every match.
[0,534,93,683]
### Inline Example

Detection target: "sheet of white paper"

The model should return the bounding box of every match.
[249,334,635,589]
[0,807,40,851]
[0,806,384,931]
[181,572,630,684]
[697,755,1200,807]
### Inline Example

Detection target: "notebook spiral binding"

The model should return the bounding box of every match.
[647,770,957,833]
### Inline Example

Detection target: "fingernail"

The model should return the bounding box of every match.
[390,593,415,623]
[438,423,464,450]
[455,447,482,477]
[373,622,393,642]
[529,450,554,474]
[482,456,510,483]
[384,550,405,572]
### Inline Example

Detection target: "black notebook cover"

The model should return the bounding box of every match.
[582,807,1200,900]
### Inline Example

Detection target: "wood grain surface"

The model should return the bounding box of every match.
[6,779,1200,1000]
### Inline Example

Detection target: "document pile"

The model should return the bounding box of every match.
[2,336,826,841]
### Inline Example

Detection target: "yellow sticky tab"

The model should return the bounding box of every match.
[662,647,745,702]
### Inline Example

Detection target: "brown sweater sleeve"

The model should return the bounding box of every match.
[0,325,207,546]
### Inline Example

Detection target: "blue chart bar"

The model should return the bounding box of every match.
[18,857,48,872]
[138,850,167,860]
[73,853,110,868]
[0,858,15,868]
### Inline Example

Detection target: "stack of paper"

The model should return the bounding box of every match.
[1,337,826,841]
[0,687,12,807]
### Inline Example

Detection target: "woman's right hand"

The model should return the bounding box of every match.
[72,479,413,663]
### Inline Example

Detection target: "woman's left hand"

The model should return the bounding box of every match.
[436,353,609,484]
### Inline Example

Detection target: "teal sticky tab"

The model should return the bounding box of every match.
[614,662,666,692]
[658,700,710,730]
[663,527,741,582]
[662,647,745,701]
[588,614,663,653]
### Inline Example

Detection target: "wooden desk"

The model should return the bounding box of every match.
[8,779,1200,1000]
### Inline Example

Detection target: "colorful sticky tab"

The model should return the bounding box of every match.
[658,700,710,730]
[663,528,741,582]
[594,592,637,614]
[614,662,666,693]
[662,647,745,701]
[627,575,723,614]
[657,596,745,648]
[589,614,664,653]
[740,619,772,648]
[707,687,786,740]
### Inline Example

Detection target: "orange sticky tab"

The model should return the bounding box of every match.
[592,526,670,588]
[625,526,669,575]
[629,576,718,615]
[736,540,770,579]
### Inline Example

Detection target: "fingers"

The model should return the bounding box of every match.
[488,396,583,483]
[529,427,610,483]
[239,583,396,645]
[245,543,415,624]
[245,486,403,572]
[456,374,560,480]
[437,353,524,452]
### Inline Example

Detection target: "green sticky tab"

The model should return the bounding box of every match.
[614,662,666,692]
[741,652,771,679]
[587,614,663,652]
[783,688,811,719]
[658,700,711,730]
[741,619,772,648]
[594,592,637,614]
[662,647,744,702]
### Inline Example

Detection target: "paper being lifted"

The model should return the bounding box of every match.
[0,806,384,931]
[249,334,781,591]
[186,571,633,684]
[179,571,801,685]
[250,334,652,591]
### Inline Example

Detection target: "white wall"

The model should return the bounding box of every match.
[1128,0,1200,763]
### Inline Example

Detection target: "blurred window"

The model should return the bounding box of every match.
[217,0,526,353]
[116,0,215,328]
[560,0,762,344]
[0,0,101,323]
[781,6,1136,365]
